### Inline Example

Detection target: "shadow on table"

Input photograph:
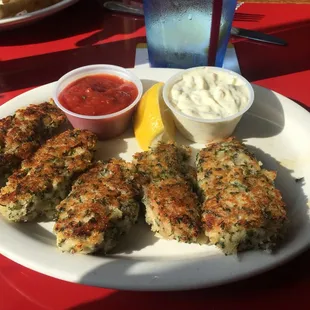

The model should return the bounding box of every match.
[234,19,310,81]
[0,37,145,95]
[0,0,99,45]
[75,14,144,47]
[0,0,144,47]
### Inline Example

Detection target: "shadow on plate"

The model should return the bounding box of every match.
[95,132,130,161]
[106,214,159,256]
[141,79,159,93]
[234,84,285,139]
[10,222,56,246]
[69,177,308,292]
[67,125,310,296]
[69,172,309,305]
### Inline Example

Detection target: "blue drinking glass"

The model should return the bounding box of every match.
[143,0,237,69]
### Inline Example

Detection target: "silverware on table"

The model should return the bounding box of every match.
[230,27,287,46]
[103,1,144,16]
[102,1,287,46]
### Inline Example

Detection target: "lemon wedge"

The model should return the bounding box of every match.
[134,82,175,151]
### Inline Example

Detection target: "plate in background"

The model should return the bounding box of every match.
[0,0,79,30]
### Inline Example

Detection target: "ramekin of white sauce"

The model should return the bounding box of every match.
[162,67,254,143]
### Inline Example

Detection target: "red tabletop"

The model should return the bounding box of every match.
[1,1,310,309]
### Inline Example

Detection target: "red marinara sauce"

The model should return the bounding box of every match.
[58,74,138,116]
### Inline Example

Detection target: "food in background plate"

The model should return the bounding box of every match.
[54,159,140,254]
[0,0,63,19]
[133,82,175,151]
[0,129,97,222]
[0,101,66,177]
[196,137,287,255]
[134,143,201,243]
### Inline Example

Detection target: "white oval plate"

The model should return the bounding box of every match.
[0,0,79,30]
[0,68,309,291]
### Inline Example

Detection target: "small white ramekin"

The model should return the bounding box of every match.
[53,64,143,140]
[162,66,254,144]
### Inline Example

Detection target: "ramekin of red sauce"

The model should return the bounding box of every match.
[53,65,143,140]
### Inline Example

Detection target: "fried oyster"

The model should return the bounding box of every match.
[0,101,66,176]
[0,129,97,222]
[134,143,201,243]
[54,159,140,254]
[196,137,287,255]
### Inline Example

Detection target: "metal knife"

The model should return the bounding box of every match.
[102,1,287,46]
[230,27,287,46]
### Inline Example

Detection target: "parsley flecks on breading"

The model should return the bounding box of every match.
[54,159,140,254]
[197,137,287,255]
[0,129,97,222]
[133,143,201,244]
[0,101,66,176]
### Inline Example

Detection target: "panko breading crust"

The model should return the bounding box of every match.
[54,159,140,254]
[0,101,66,175]
[197,137,287,254]
[0,129,97,222]
[134,143,201,243]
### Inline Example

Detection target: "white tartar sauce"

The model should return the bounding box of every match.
[169,68,250,120]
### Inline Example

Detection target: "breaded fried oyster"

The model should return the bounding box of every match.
[54,159,140,254]
[196,137,287,255]
[0,129,97,222]
[0,101,66,175]
[134,143,201,243]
